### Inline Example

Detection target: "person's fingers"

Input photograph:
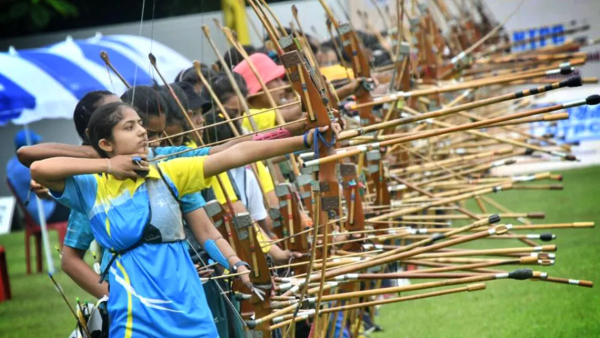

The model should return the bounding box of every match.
[137,160,150,167]
[134,165,149,172]
[198,269,214,277]
[331,124,342,138]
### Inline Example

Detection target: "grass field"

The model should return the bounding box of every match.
[374,166,600,338]
[0,166,598,338]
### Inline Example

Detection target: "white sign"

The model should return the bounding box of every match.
[0,196,16,235]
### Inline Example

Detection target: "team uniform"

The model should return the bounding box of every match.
[53,157,217,338]
[63,146,212,273]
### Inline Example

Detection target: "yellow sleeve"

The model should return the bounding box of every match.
[211,172,239,204]
[158,157,213,196]
[320,65,354,82]
[183,140,198,148]
[255,161,274,194]
[242,108,277,132]
[255,225,272,254]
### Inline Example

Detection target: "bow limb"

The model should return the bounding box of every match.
[246,0,283,52]
[368,0,391,33]
[256,0,288,37]
[325,19,353,76]
[202,24,283,225]
[220,25,303,169]
[218,25,309,246]
[319,0,377,125]
[231,214,274,336]
[291,5,341,112]
[278,35,341,336]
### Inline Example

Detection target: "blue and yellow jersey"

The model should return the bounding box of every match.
[63,146,209,272]
[53,157,218,338]
[165,142,239,205]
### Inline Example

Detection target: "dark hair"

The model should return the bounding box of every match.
[120,86,167,120]
[355,31,380,50]
[159,85,189,116]
[372,49,392,67]
[200,72,248,107]
[87,102,133,158]
[202,110,239,145]
[221,45,257,70]
[74,90,115,143]
[175,65,218,86]
[158,85,191,131]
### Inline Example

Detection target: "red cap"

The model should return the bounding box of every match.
[234,53,285,95]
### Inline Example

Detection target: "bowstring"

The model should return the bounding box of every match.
[104,63,117,94]
[186,238,248,327]
[132,0,147,103]
[196,0,249,329]
[149,0,156,83]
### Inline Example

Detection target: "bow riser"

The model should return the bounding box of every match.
[338,24,376,125]
[274,183,309,271]
[205,200,255,319]
[340,163,365,252]
[232,213,273,335]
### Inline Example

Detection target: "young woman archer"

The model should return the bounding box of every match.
[30,101,334,337]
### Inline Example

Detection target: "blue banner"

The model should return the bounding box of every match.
[512,24,565,52]
[529,104,600,142]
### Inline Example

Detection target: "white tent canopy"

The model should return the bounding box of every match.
[0,33,192,125]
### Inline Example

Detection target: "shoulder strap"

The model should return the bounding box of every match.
[155,163,185,214]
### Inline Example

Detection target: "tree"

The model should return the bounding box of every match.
[0,0,289,39]
[0,0,79,36]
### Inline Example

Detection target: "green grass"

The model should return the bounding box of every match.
[374,166,600,338]
[0,166,598,338]
[0,229,89,338]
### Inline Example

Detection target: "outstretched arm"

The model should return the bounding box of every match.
[208,119,307,155]
[204,126,331,178]
[18,143,98,168]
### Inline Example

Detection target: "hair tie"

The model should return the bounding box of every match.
[106,158,112,174]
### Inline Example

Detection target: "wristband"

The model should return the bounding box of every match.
[303,130,311,149]
[253,128,292,141]
[204,239,230,270]
[232,260,251,273]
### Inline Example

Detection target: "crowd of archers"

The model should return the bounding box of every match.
[12,0,599,337]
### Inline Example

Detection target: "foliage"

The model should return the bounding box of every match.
[0,0,289,39]
[0,0,79,36]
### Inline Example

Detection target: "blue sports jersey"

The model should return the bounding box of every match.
[52,157,218,338]
[63,146,211,271]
